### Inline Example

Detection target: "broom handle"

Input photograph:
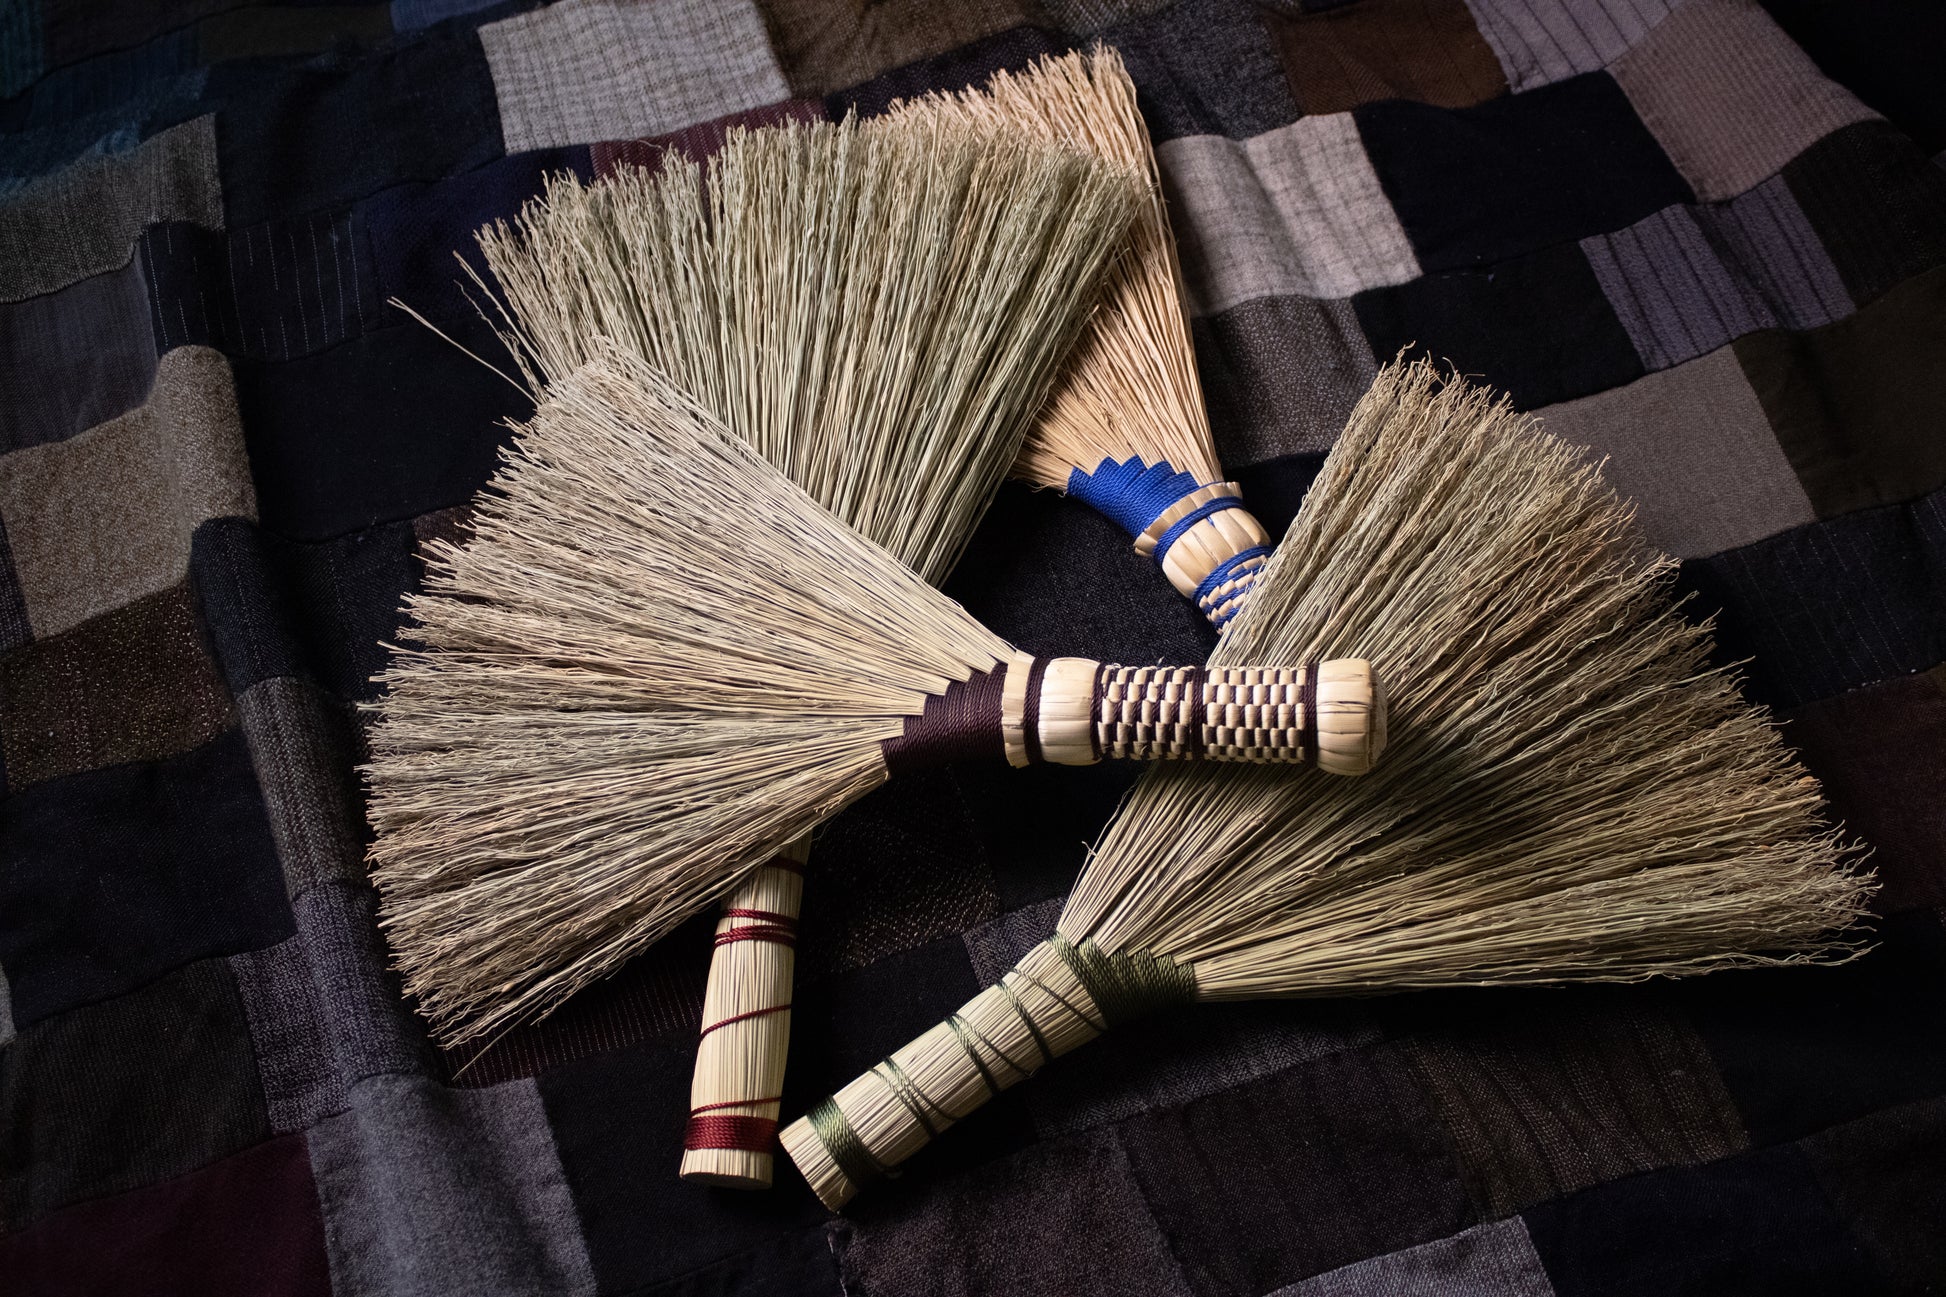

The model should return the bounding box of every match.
[778,938,1118,1210]
[1008,657,1382,775]
[1133,482,1272,629]
[679,836,811,1188]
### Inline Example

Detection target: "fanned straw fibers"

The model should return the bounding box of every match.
[892,47,1217,490]
[367,365,1016,1049]
[781,361,1874,1209]
[894,49,1272,627]
[469,112,1139,584]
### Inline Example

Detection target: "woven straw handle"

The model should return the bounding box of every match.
[779,939,1107,1211]
[1007,657,1383,774]
[679,838,810,1188]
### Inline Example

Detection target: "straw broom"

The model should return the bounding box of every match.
[399,112,1147,1188]
[362,359,1383,1154]
[893,48,1273,630]
[779,360,1876,1210]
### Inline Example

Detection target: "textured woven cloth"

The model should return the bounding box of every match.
[2,1,1945,1294]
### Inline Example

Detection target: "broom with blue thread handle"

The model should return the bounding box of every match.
[890,47,1276,630]
[779,359,1875,1210]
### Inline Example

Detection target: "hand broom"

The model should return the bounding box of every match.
[363,362,1382,1171]
[778,359,1875,1209]
[396,111,1145,1187]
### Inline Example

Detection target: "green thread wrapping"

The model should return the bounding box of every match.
[807,1097,884,1191]
[1048,935,1197,1028]
[808,939,1195,1193]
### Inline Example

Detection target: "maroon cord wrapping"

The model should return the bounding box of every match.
[1301,661,1319,766]
[683,1114,779,1152]
[879,665,1009,774]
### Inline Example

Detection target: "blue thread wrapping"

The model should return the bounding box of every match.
[1066,457,1201,537]
[1068,456,1254,573]
[1195,548,1270,627]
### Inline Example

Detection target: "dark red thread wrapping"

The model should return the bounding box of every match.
[683,1114,779,1152]
[714,925,796,948]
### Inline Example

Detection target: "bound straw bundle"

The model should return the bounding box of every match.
[897,48,1272,629]
[363,361,1381,1120]
[411,112,1143,1187]
[780,361,1875,1210]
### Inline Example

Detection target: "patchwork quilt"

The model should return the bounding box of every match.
[1,1,1943,1293]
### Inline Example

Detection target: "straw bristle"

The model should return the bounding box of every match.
[893,47,1221,489]
[1066,360,1873,987]
[366,362,1015,1046]
[470,113,1141,582]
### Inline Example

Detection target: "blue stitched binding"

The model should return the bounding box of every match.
[1152,497,1242,568]
[1195,547,1271,627]
[1066,457,1201,538]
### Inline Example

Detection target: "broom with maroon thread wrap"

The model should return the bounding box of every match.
[779,360,1874,1209]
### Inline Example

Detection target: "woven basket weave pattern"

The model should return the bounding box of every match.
[1094,664,1311,762]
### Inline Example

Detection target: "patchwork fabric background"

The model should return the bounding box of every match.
[2,0,1945,1293]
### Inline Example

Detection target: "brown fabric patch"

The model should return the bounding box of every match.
[1735,263,1946,519]
[1265,0,1507,115]
[755,0,1041,97]
[1536,345,1815,559]
[0,345,257,640]
[1610,0,1877,202]
[1400,991,1749,1217]
[1783,665,1946,913]
[0,582,234,792]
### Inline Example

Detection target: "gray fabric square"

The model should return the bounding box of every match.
[1159,114,1420,317]
[0,344,256,639]
[0,115,221,301]
[1196,293,1380,467]
[841,1126,1194,1297]
[1697,173,1855,331]
[230,936,346,1133]
[1582,205,1777,372]
[237,676,368,899]
[294,881,426,1088]
[1463,0,1673,92]
[1271,1218,1556,1297]
[481,0,789,153]
[1535,344,1815,556]
[308,1072,597,1297]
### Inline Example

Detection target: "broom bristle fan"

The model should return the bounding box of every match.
[893,47,1273,631]
[361,360,1383,1161]
[403,113,1148,1188]
[779,360,1876,1210]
